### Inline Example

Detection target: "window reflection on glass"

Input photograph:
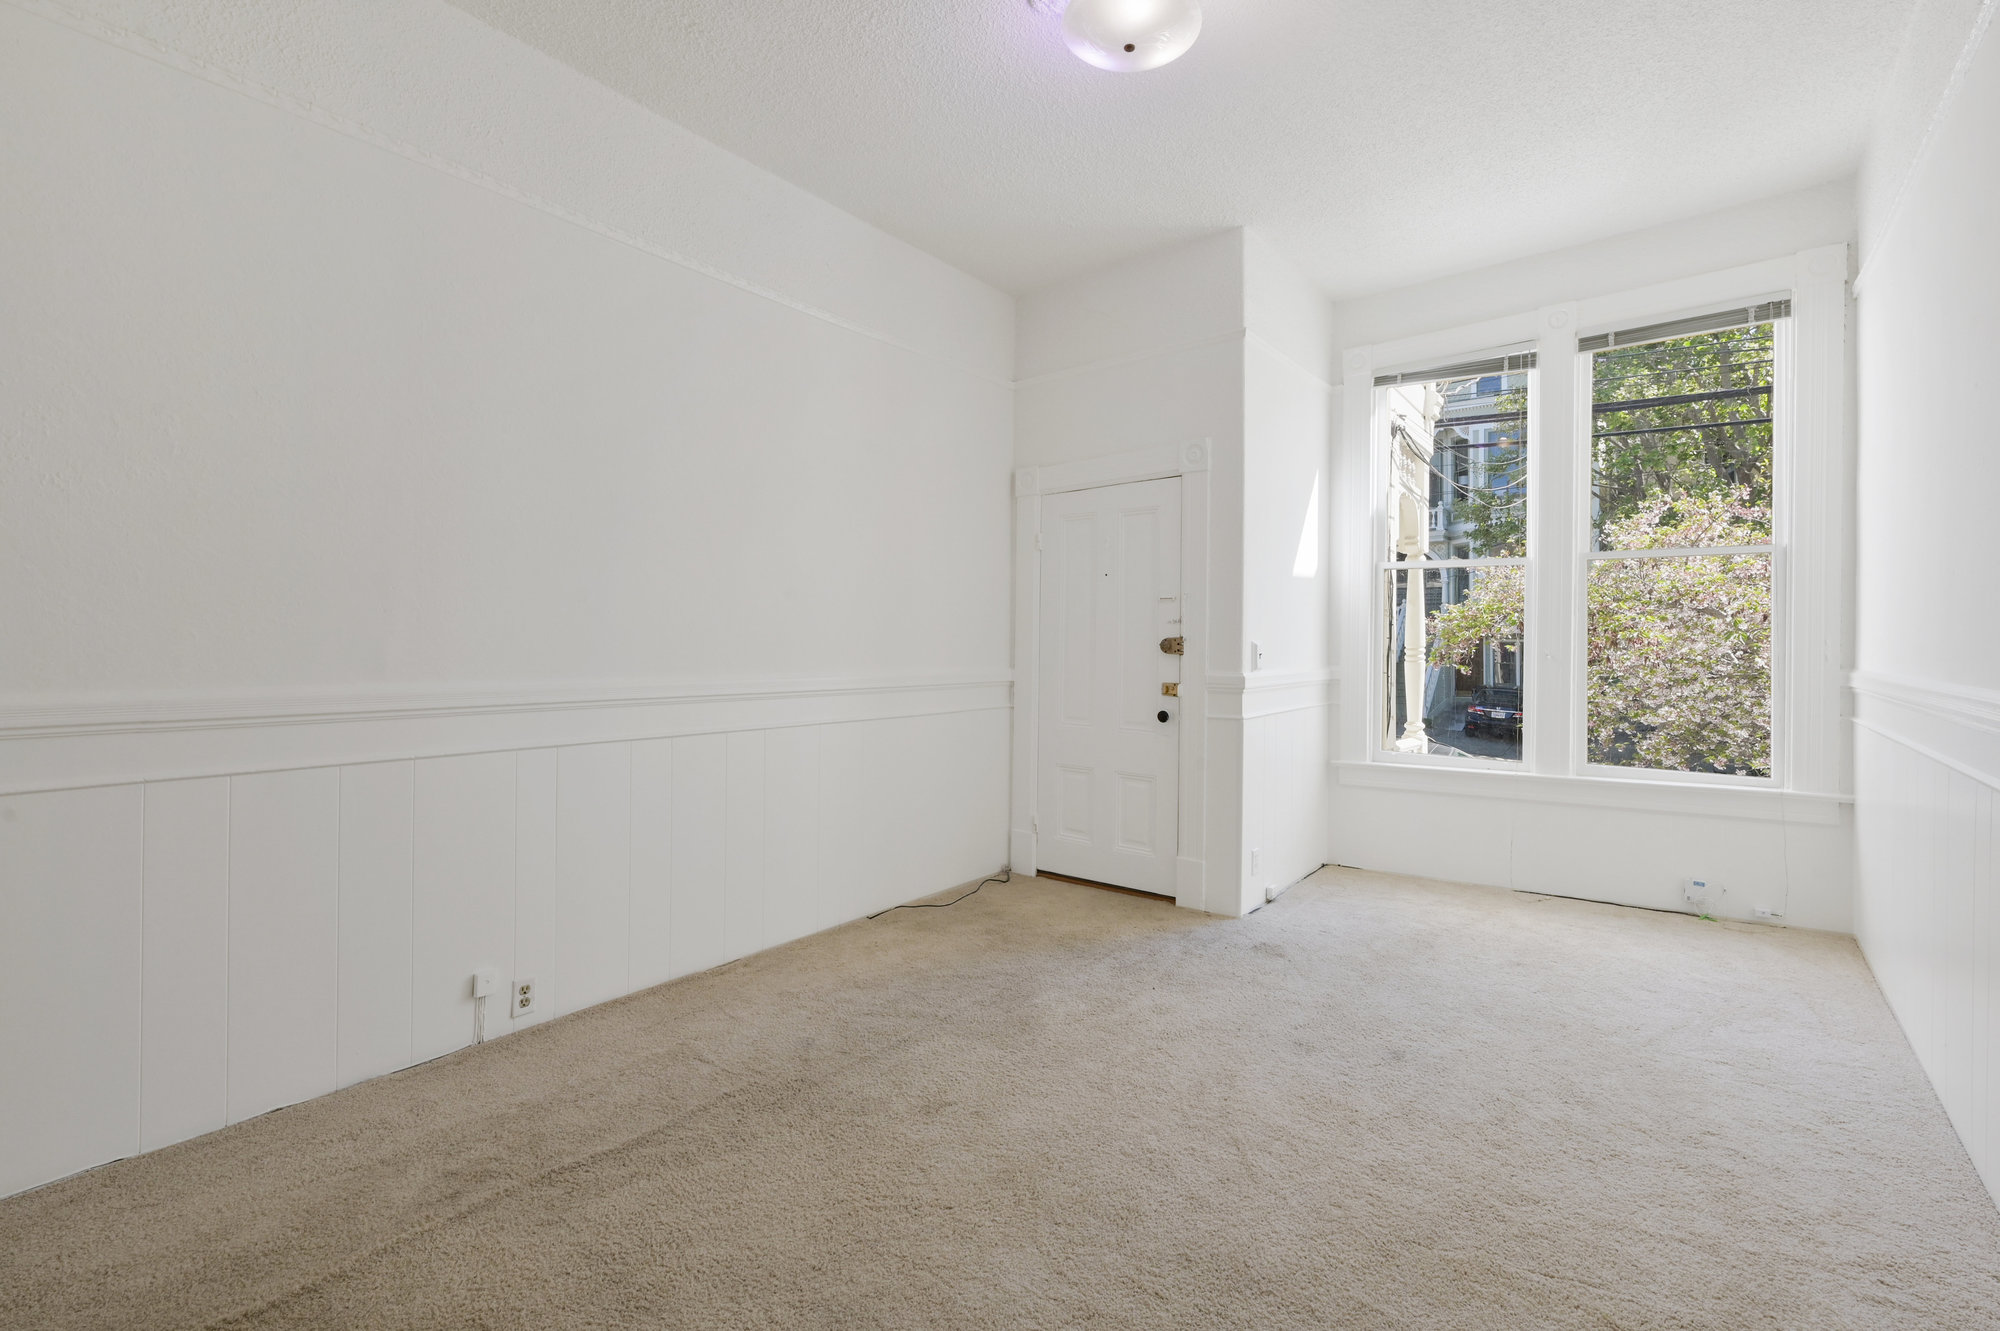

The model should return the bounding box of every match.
[1383,370,1528,561]
[1383,565,1524,762]
[1585,554,1772,777]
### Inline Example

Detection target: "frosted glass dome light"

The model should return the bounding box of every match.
[1061,0,1202,73]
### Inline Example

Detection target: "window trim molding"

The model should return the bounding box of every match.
[1564,313,1791,785]
[1333,758,1846,825]
[1366,339,1542,772]
[1335,246,1851,805]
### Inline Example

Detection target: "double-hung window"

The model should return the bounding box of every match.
[1377,355,1533,763]
[1581,304,1786,778]
[1366,299,1795,783]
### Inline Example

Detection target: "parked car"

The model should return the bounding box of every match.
[1463,687,1523,738]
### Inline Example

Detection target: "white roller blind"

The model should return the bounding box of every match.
[1578,299,1791,352]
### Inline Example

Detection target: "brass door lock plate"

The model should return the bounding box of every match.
[1159,636,1185,655]
[1161,683,1178,697]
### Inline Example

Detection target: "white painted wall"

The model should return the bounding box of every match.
[1850,0,2000,1206]
[1237,234,1335,905]
[1328,180,1856,351]
[0,2,1012,700]
[1327,200,1862,936]
[1014,229,1333,915]
[1015,232,1250,914]
[0,1,1012,1198]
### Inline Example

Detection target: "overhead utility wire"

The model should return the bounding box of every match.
[1592,416,1772,440]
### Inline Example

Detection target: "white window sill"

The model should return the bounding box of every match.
[1333,758,1847,825]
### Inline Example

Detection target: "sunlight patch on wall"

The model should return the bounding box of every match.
[1293,472,1321,578]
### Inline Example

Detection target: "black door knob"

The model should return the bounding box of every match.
[1157,710,1170,723]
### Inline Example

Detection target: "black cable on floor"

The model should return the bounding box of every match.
[868,869,1012,920]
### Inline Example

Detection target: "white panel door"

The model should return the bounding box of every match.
[1037,477,1182,894]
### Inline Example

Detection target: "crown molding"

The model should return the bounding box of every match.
[10,0,1012,389]
[1855,0,2000,287]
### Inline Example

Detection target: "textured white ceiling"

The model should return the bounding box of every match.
[448,0,1919,298]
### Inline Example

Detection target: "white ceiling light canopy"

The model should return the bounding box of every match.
[1055,0,1203,73]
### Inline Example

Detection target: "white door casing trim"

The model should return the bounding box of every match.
[1013,441,1214,910]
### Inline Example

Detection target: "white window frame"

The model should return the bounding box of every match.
[1335,247,1850,806]
[1367,353,1539,773]
[1568,296,1789,788]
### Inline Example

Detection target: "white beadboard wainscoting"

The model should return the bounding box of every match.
[1219,672,1333,907]
[1852,674,2000,1205]
[1330,766,1854,934]
[0,679,1009,1198]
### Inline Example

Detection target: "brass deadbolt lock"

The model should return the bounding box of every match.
[1161,682,1179,697]
[1159,636,1185,655]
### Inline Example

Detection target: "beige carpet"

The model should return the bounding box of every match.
[4,868,1998,1330]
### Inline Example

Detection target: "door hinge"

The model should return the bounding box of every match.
[1031,815,1039,832]
[1161,682,1178,697]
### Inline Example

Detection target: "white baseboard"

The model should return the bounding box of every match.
[1009,828,1037,877]
[1175,856,1206,911]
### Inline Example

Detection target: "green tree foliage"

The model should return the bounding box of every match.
[1424,325,1775,774]
[1430,566,1522,672]
[1581,492,1771,776]
[1590,326,1773,545]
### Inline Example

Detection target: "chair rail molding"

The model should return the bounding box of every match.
[0,674,1013,797]
[1205,670,1338,721]
[1850,670,2000,791]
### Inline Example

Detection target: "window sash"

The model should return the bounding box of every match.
[1365,307,1792,783]
[1377,556,1528,571]
[1372,349,1537,386]
[1578,551,1775,780]
[1583,544,1773,561]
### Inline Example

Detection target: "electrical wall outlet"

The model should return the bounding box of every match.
[1684,878,1712,909]
[471,967,497,1000]
[512,978,538,1017]
[1753,906,1784,922]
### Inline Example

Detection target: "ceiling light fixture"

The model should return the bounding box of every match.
[1053,0,1203,73]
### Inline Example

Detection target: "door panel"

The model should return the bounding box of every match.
[1036,477,1182,894]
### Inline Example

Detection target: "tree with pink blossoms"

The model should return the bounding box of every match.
[1431,489,1771,777]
